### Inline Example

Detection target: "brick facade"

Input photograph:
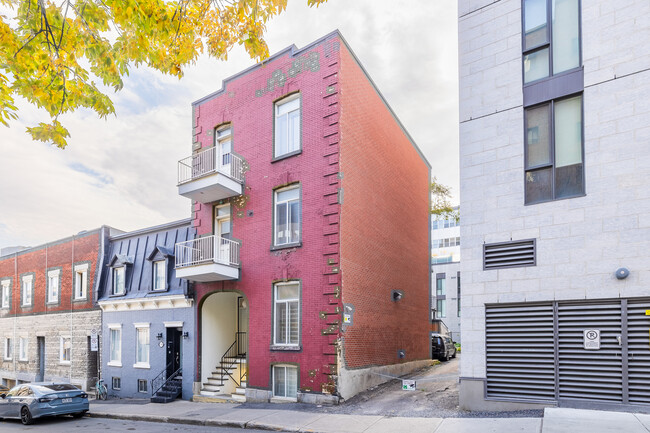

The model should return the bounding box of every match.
[189,31,431,401]
[0,229,108,390]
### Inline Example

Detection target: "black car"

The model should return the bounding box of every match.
[432,333,456,361]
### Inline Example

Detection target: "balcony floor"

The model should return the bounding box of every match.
[178,172,242,203]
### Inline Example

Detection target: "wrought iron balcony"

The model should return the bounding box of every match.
[177,147,244,203]
[175,236,240,282]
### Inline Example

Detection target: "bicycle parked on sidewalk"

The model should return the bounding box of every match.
[94,378,108,400]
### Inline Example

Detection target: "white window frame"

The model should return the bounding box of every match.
[3,337,12,361]
[133,323,150,369]
[74,263,89,300]
[273,185,301,247]
[138,379,148,393]
[112,377,121,390]
[273,282,300,347]
[47,269,60,304]
[18,337,28,361]
[108,324,122,367]
[274,94,301,158]
[1,280,9,309]
[112,267,125,295]
[215,125,232,169]
[21,275,33,307]
[59,336,71,364]
[152,260,166,292]
[272,364,298,400]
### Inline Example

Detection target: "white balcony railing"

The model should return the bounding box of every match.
[175,236,240,269]
[177,147,244,185]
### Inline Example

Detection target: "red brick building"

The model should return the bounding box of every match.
[174,31,431,403]
[0,227,116,390]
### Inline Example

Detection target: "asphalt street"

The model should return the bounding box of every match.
[0,416,282,432]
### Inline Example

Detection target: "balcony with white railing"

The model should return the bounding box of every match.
[175,236,240,282]
[177,147,244,203]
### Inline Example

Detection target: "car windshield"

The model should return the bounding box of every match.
[33,384,79,392]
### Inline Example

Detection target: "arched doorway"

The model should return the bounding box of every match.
[200,292,248,397]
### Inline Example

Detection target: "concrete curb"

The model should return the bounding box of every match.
[88,411,293,431]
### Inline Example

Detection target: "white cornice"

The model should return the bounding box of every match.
[99,294,193,312]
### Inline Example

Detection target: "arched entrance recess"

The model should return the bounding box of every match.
[200,291,249,397]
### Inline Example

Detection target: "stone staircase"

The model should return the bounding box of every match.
[200,356,247,402]
[151,376,183,403]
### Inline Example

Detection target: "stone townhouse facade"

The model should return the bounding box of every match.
[98,219,195,401]
[459,0,650,412]
[0,227,116,391]
[174,30,431,404]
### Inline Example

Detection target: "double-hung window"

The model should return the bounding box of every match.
[112,267,125,295]
[108,324,122,367]
[436,275,446,319]
[273,365,298,399]
[74,264,88,300]
[153,261,166,291]
[134,324,150,368]
[47,269,60,304]
[60,336,71,364]
[1,280,9,309]
[525,95,583,204]
[19,337,28,361]
[216,125,232,169]
[274,185,301,246]
[21,275,32,307]
[274,94,301,158]
[522,0,581,84]
[3,337,12,360]
[273,282,300,346]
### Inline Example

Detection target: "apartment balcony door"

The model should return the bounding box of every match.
[216,127,232,175]
[215,205,231,264]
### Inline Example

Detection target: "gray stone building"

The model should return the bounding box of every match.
[459,0,650,412]
[0,227,116,391]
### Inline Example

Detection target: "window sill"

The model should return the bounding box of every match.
[72,297,88,303]
[525,192,586,206]
[107,361,122,368]
[46,301,60,306]
[109,293,126,298]
[3,358,12,362]
[18,359,28,363]
[270,345,301,352]
[133,363,151,369]
[148,289,169,294]
[271,149,302,163]
[59,361,71,365]
[270,242,302,252]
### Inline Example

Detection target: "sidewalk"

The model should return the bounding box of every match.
[87,400,650,432]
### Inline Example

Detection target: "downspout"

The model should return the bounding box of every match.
[70,235,74,384]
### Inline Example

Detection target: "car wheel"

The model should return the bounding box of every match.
[21,406,34,425]
[73,411,87,418]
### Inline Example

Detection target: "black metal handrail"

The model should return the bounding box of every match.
[220,332,247,387]
[151,362,182,397]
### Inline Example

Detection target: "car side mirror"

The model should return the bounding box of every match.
[0,394,6,399]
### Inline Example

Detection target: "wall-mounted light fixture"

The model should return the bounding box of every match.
[391,290,404,302]
[397,349,406,359]
[615,267,629,280]
[183,331,189,339]
[156,333,163,340]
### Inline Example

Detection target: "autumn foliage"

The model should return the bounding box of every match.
[0,0,327,147]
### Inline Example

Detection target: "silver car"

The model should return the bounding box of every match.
[0,383,89,425]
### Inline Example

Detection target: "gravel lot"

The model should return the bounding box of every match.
[245,354,543,419]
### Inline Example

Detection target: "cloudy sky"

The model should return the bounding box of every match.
[0,0,459,249]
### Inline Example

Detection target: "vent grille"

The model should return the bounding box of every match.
[557,302,622,403]
[483,239,536,270]
[627,300,650,405]
[486,303,556,401]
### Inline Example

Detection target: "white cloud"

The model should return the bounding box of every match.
[0,0,459,248]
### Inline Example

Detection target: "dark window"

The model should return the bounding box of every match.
[457,272,461,317]
[525,95,583,204]
[112,377,121,390]
[522,0,581,84]
[138,379,147,393]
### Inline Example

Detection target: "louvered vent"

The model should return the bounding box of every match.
[557,302,622,403]
[486,303,556,401]
[627,299,650,405]
[483,239,536,270]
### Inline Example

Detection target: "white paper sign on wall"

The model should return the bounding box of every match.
[402,380,416,391]
[583,329,600,350]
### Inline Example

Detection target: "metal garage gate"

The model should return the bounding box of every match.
[486,298,650,409]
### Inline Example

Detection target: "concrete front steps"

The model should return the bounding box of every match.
[197,358,247,402]
[151,376,183,403]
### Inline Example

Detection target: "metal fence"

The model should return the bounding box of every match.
[175,236,240,268]
[177,147,244,185]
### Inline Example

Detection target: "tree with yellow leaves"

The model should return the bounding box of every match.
[0,0,327,147]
